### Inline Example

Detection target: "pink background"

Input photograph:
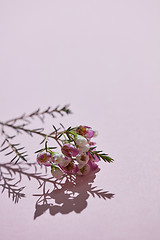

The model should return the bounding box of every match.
[0,0,160,239]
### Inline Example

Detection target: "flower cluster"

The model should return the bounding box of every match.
[36,125,113,179]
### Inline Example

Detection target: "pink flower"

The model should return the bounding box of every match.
[88,160,98,171]
[37,152,52,166]
[89,142,96,146]
[76,126,94,139]
[86,129,94,138]
[62,161,77,174]
[76,153,89,167]
[59,156,72,167]
[61,144,79,157]
[77,164,90,176]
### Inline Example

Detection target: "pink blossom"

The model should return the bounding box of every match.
[76,153,89,167]
[77,164,90,175]
[61,144,79,157]
[37,152,52,166]
[89,142,96,146]
[88,160,98,171]
[86,129,94,138]
[62,161,78,174]
[59,156,72,167]
[76,125,94,139]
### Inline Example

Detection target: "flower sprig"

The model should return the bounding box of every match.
[36,125,114,178]
[0,107,114,178]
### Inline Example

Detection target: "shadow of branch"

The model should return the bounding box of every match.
[0,162,114,218]
[0,162,54,203]
[33,168,115,219]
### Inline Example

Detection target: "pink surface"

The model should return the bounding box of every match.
[0,1,160,239]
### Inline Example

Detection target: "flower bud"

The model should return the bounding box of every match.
[75,135,88,147]
[78,144,90,154]
[37,152,52,166]
[61,144,79,157]
[62,161,77,174]
[76,153,89,167]
[53,153,64,164]
[86,129,94,138]
[59,156,72,167]
[88,160,98,171]
[77,164,90,175]
[51,166,63,178]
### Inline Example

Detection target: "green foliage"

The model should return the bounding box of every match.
[89,147,114,163]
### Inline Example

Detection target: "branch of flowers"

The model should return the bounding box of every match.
[49,127,114,164]
[35,125,115,179]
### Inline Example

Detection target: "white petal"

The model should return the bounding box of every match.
[54,153,64,163]
[76,153,89,165]
[75,135,88,147]
[78,144,90,154]
[81,164,90,175]
[51,167,63,178]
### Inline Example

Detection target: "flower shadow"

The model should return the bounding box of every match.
[0,162,114,218]
[33,168,114,219]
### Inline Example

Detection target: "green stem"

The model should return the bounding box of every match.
[0,122,62,148]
